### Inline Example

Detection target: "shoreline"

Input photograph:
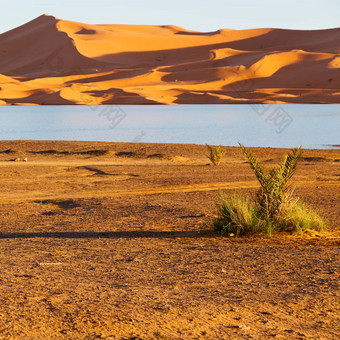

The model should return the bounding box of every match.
[1,139,340,151]
[2,102,340,106]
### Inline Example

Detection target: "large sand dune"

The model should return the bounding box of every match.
[0,14,339,105]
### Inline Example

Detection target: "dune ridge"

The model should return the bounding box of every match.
[0,14,339,105]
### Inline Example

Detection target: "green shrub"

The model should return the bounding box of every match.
[213,144,327,236]
[214,195,327,236]
[206,144,225,166]
[277,200,328,233]
[213,194,262,236]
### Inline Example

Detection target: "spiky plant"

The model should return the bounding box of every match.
[206,144,225,166]
[239,143,302,222]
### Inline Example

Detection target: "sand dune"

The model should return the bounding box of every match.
[0,14,339,105]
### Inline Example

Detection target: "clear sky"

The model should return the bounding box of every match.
[1,0,339,34]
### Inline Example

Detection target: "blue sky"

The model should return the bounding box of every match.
[1,0,339,34]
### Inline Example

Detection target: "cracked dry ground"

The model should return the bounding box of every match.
[0,141,339,339]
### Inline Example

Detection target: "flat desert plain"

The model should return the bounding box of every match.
[0,140,339,339]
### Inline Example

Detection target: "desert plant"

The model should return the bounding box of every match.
[206,144,225,166]
[277,200,327,233]
[239,143,302,221]
[212,144,327,236]
[213,193,263,236]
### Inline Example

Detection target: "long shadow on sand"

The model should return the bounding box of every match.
[0,231,201,239]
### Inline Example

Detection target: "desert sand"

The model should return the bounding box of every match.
[0,14,339,105]
[0,141,339,339]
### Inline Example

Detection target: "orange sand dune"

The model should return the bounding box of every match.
[0,14,339,105]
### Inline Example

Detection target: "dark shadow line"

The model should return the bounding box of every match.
[80,166,112,176]
[33,199,81,210]
[0,230,201,239]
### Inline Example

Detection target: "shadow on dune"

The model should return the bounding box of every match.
[175,30,219,36]
[221,58,339,93]
[95,40,256,66]
[95,28,340,66]
[3,90,75,105]
[0,230,202,239]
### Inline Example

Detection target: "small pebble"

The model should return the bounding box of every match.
[239,324,250,330]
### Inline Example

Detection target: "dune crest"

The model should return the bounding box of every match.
[0,14,339,105]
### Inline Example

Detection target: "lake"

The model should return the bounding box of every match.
[0,104,339,149]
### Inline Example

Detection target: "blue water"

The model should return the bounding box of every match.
[0,104,339,149]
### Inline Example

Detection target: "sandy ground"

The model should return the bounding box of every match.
[0,140,339,339]
[0,14,340,105]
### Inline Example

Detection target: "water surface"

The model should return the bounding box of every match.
[0,104,339,149]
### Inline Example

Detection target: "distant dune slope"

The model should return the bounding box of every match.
[0,14,339,105]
